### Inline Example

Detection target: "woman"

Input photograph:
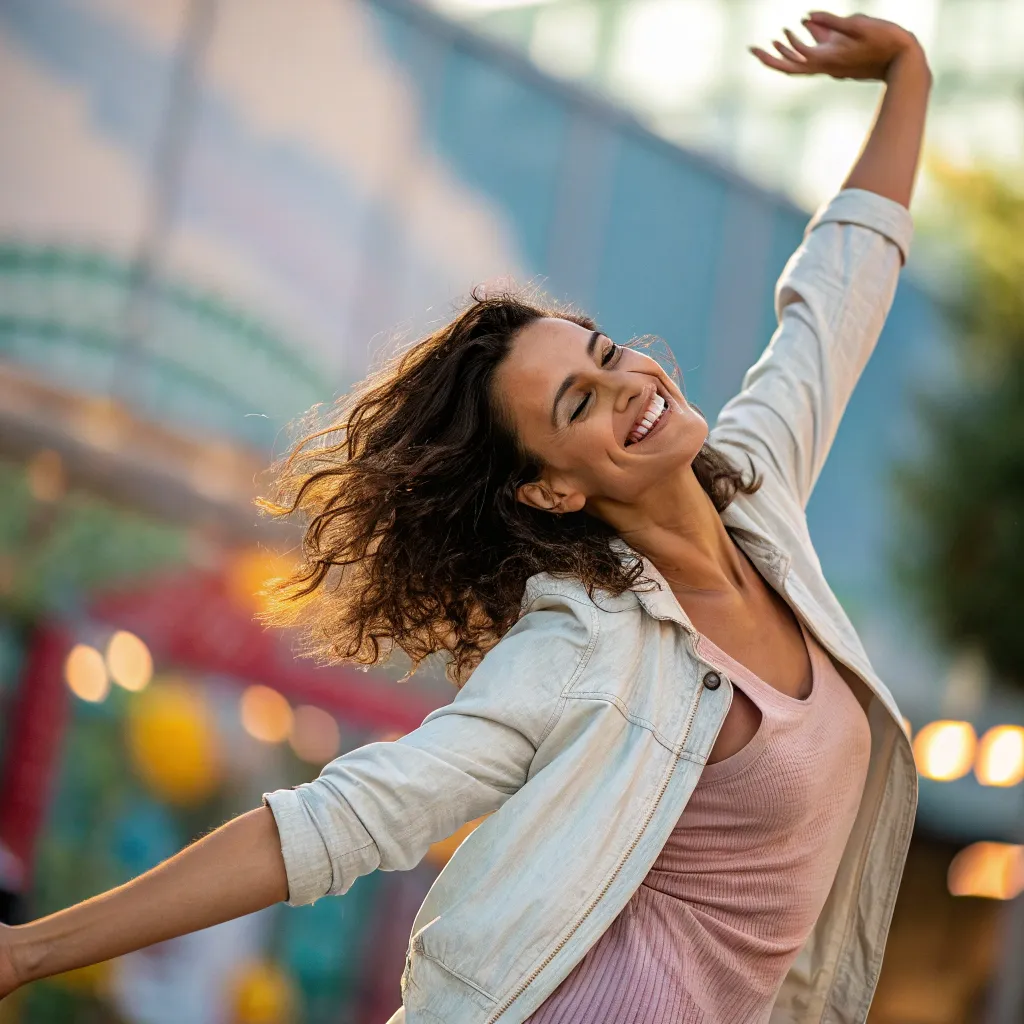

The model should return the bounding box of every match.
[0,11,930,1023]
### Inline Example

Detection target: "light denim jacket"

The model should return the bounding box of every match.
[262,188,919,1024]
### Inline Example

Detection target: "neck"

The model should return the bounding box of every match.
[592,465,749,596]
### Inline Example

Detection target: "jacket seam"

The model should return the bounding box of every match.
[405,1007,446,1024]
[564,690,690,756]
[414,949,498,1003]
[534,598,600,749]
[334,840,377,860]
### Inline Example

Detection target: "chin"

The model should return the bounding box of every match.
[678,409,710,460]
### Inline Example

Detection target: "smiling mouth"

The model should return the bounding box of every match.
[624,390,668,447]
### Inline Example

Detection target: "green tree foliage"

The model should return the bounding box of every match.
[894,166,1024,691]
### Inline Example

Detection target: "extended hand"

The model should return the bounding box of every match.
[750,10,921,82]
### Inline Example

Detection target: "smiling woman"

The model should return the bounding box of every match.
[0,11,931,1024]
[494,317,727,524]
[255,291,760,686]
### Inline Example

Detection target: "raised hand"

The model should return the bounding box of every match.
[750,10,920,83]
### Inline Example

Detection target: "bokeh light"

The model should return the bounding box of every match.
[975,725,1024,787]
[227,959,296,1024]
[424,815,489,870]
[912,720,977,781]
[948,842,1024,900]
[105,630,153,692]
[288,704,341,763]
[48,959,112,995]
[64,643,109,703]
[226,548,296,615]
[240,685,293,744]
[125,679,222,806]
[26,448,66,502]
[74,396,125,452]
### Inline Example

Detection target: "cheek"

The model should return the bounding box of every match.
[673,405,710,456]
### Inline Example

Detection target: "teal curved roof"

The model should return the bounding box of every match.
[0,243,330,451]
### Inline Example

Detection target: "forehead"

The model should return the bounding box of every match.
[496,317,596,428]
[501,317,594,388]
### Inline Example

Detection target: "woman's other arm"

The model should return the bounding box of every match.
[0,589,590,998]
[1,806,287,997]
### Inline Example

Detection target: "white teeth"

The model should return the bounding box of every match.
[627,391,667,445]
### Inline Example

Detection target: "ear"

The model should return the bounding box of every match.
[516,479,586,515]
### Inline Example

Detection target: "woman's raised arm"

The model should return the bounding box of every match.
[751,10,932,209]
[710,13,930,509]
[0,805,288,998]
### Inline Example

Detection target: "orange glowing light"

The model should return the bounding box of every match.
[912,720,976,781]
[105,630,153,692]
[65,644,109,703]
[948,842,1024,900]
[975,725,1024,787]
[240,685,293,743]
[289,705,341,764]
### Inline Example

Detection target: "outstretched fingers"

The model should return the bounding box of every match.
[782,27,815,60]
[748,46,803,74]
[750,40,812,76]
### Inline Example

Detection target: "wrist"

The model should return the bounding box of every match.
[11,923,48,985]
[884,38,931,86]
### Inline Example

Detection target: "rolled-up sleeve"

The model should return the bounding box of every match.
[711,188,914,511]
[261,589,594,907]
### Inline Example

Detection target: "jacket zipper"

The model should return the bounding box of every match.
[483,680,707,1023]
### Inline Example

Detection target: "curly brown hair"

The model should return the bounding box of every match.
[257,287,761,686]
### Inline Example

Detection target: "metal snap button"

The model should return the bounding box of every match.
[702,670,721,691]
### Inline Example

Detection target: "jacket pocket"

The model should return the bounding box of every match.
[403,933,499,1022]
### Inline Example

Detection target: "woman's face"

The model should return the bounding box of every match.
[494,317,709,515]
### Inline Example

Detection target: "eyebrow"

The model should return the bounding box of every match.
[551,331,602,427]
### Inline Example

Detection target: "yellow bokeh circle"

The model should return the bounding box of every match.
[227,960,296,1024]
[125,679,222,806]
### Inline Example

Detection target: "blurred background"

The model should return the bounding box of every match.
[0,0,1022,1021]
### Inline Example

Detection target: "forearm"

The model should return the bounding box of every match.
[11,805,288,985]
[843,42,932,210]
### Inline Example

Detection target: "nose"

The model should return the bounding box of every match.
[614,373,644,415]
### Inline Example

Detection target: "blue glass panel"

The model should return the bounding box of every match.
[809,281,943,607]
[428,49,569,271]
[591,142,728,409]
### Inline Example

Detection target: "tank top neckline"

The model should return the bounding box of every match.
[693,620,821,785]
[696,617,819,708]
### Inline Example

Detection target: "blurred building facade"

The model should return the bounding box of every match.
[428,0,1024,213]
[0,1,1021,1022]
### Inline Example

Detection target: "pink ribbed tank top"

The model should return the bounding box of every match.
[526,620,871,1024]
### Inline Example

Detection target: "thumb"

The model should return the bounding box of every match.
[807,10,860,35]
[801,17,831,43]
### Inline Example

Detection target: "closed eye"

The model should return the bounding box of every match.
[570,342,619,422]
